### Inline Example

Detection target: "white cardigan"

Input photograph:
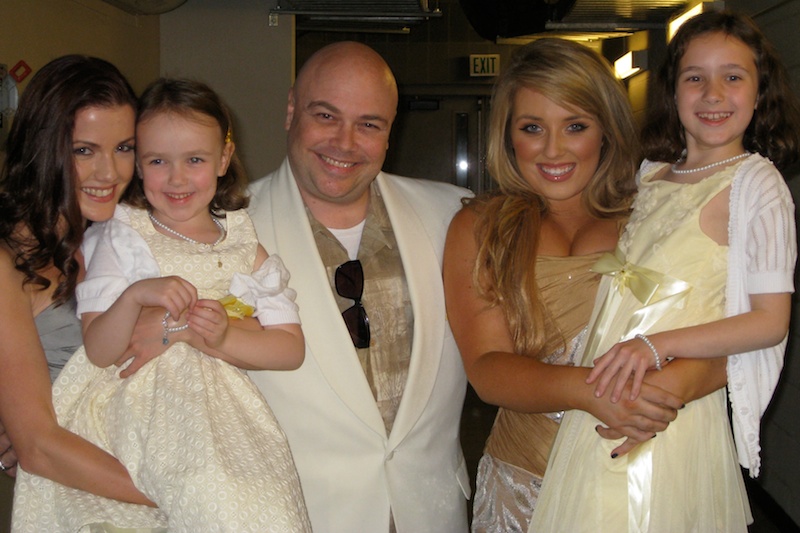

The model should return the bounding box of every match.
[641,154,796,476]
[725,154,796,477]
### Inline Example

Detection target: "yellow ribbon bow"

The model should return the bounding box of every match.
[591,251,663,305]
[218,294,255,319]
[581,250,691,367]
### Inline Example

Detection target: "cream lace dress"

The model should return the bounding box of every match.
[12,206,311,533]
[530,162,753,532]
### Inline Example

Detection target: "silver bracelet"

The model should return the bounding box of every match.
[635,333,662,371]
[162,311,189,345]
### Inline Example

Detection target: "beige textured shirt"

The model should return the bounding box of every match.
[309,184,413,435]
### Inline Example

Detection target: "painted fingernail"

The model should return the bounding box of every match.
[651,434,657,439]
[611,453,618,459]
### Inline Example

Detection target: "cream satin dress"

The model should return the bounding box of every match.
[531,162,752,533]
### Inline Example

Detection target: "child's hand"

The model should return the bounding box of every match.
[129,276,197,320]
[586,335,660,402]
[187,299,229,348]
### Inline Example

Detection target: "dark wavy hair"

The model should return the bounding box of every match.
[0,55,136,304]
[125,78,248,214]
[641,10,800,170]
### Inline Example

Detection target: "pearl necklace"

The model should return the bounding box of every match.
[148,212,226,267]
[148,212,226,246]
[671,152,750,174]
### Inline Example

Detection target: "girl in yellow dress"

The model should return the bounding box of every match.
[532,11,800,533]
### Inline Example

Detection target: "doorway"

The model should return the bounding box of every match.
[385,93,492,194]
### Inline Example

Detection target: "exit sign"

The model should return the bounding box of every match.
[469,54,500,77]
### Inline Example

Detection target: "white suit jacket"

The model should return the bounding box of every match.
[248,159,471,533]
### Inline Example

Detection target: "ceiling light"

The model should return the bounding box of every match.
[668,1,725,41]
[615,50,648,79]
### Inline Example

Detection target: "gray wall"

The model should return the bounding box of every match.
[160,0,293,181]
[728,0,800,524]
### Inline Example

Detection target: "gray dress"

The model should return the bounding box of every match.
[34,298,82,383]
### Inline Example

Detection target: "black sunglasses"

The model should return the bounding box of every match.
[335,259,371,348]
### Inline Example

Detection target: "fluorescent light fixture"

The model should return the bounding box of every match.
[668,2,725,41]
[615,50,648,79]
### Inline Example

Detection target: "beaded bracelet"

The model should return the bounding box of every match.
[635,333,662,371]
[162,311,189,345]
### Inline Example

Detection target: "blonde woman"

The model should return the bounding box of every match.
[443,38,727,532]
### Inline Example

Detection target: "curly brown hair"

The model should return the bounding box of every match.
[641,10,800,170]
[0,55,137,304]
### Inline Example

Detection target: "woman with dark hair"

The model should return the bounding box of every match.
[14,77,311,532]
[0,55,152,505]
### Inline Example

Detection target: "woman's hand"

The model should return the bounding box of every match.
[117,306,170,377]
[585,378,680,441]
[0,419,18,477]
[594,426,650,459]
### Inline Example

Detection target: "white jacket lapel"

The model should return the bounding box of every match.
[377,174,445,446]
[263,160,387,437]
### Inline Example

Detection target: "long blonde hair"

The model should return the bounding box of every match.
[474,38,638,358]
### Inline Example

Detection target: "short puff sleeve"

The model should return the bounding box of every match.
[76,206,160,317]
[228,254,300,327]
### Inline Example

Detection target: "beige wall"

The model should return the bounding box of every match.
[0,0,159,170]
[0,0,159,95]
[160,0,293,181]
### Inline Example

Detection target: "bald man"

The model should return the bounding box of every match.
[248,42,471,532]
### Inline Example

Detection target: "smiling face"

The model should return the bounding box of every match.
[675,31,759,162]
[509,87,604,211]
[137,110,233,234]
[72,104,136,223]
[284,43,398,226]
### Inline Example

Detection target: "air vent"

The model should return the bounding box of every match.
[271,0,441,33]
